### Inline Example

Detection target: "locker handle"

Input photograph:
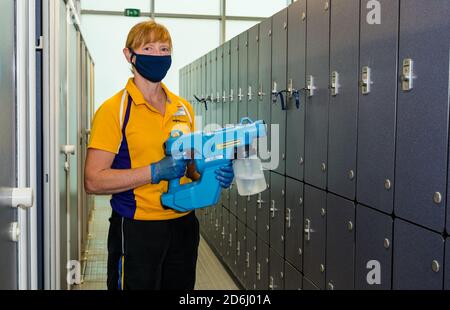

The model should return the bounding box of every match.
[238,88,244,101]
[222,91,227,102]
[256,263,261,280]
[270,200,278,218]
[248,86,253,101]
[286,208,292,228]
[237,241,241,256]
[258,84,266,99]
[229,89,234,102]
[216,92,221,103]
[0,187,34,209]
[272,90,287,110]
[246,252,250,268]
[287,79,302,109]
[304,219,311,241]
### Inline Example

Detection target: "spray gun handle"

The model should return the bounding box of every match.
[169,178,181,189]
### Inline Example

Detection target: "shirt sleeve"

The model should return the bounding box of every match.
[88,102,122,154]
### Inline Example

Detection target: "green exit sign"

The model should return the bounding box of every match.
[124,8,141,17]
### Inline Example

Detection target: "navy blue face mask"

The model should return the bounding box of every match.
[130,49,172,83]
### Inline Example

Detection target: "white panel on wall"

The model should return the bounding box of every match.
[226,0,287,17]
[81,0,150,11]
[155,17,220,96]
[226,20,259,41]
[155,0,220,15]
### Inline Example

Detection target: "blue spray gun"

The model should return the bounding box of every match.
[161,118,267,212]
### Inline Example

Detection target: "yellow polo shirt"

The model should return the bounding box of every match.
[88,78,195,220]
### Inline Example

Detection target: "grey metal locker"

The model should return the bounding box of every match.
[258,18,272,166]
[303,277,319,290]
[357,0,399,214]
[327,0,359,200]
[247,24,259,121]
[286,0,307,182]
[393,219,444,290]
[245,228,257,290]
[247,193,257,233]
[445,238,449,290]
[237,190,247,224]
[304,0,330,190]
[230,36,239,125]
[256,237,269,290]
[303,185,327,289]
[355,204,392,290]
[326,193,355,290]
[238,31,248,122]
[284,261,302,290]
[229,214,238,276]
[211,49,217,126]
[257,170,271,244]
[269,248,284,290]
[395,0,450,232]
[270,172,285,257]
[230,181,238,216]
[206,52,211,126]
[222,208,230,262]
[285,177,304,271]
[237,220,247,284]
[271,8,288,176]
[216,46,223,127]
[223,41,231,126]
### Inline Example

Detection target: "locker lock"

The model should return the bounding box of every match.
[306,75,316,97]
[431,260,440,273]
[401,58,415,92]
[301,12,306,21]
[304,219,311,241]
[330,71,340,96]
[327,282,334,290]
[384,179,392,190]
[347,221,354,231]
[383,238,390,249]
[361,66,372,95]
[348,170,355,180]
[320,264,325,273]
[270,200,278,218]
[321,208,326,217]
[321,163,327,172]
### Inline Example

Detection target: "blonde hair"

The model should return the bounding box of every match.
[125,20,173,51]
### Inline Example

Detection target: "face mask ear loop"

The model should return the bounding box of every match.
[129,48,137,67]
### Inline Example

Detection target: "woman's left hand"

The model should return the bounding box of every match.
[215,163,234,189]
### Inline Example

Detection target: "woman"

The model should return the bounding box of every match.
[84,21,234,290]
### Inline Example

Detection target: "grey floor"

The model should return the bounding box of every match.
[74,196,238,290]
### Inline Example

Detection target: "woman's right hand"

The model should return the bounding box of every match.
[150,156,188,184]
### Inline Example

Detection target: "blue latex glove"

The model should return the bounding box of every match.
[215,162,234,188]
[150,156,188,184]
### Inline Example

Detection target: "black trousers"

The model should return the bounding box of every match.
[107,210,200,290]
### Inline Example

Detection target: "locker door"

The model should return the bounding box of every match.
[216,46,223,127]
[304,0,330,189]
[238,31,248,122]
[223,42,231,126]
[206,52,211,126]
[303,185,327,289]
[326,193,355,290]
[271,8,287,175]
[237,220,247,284]
[285,261,302,290]
[357,0,399,214]
[257,171,271,244]
[247,24,259,121]
[211,49,217,126]
[286,0,306,182]
[0,0,17,289]
[445,239,449,290]
[269,248,284,290]
[393,219,444,290]
[258,18,272,168]
[395,0,450,232]
[229,214,238,276]
[222,208,230,263]
[328,0,359,200]
[230,36,239,125]
[256,238,269,290]
[355,205,392,290]
[270,172,285,257]
[247,193,257,233]
[245,229,257,290]
[285,177,303,271]
[237,191,247,224]
[303,277,319,290]
[230,182,238,216]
